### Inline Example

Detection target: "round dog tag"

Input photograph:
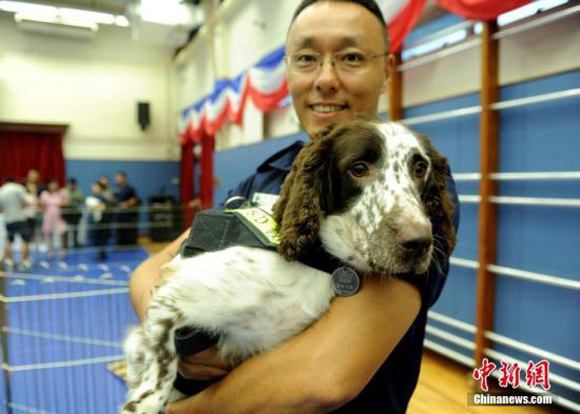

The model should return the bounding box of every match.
[331,266,360,296]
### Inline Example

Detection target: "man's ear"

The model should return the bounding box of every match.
[381,54,395,94]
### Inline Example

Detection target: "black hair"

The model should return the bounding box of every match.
[290,0,390,50]
[4,177,16,183]
[117,171,127,178]
[68,178,77,185]
[94,181,106,191]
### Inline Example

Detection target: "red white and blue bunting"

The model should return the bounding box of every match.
[180,46,287,144]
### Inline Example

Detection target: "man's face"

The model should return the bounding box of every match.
[286,2,390,137]
[116,174,126,186]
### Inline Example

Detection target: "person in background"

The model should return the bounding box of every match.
[61,178,84,248]
[114,171,139,246]
[24,168,45,195]
[99,175,116,203]
[23,181,40,253]
[0,177,32,271]
[39,179,68,259]
[86,181,110,261]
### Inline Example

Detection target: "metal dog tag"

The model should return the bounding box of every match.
[331,266,360,297]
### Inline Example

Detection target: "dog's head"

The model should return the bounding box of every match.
[272,116,456,275]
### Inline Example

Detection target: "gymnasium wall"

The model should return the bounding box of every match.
[0,12,180,201]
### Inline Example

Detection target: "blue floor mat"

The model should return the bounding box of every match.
[0,247,147,414]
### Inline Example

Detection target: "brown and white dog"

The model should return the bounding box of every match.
[121,117,456,413]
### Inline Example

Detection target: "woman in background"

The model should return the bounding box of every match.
[39,179,68,259]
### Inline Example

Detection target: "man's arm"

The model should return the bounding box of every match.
[130,229,190,320]
[166,276,421,414]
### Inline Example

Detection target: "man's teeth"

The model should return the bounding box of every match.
[312,105,345,113]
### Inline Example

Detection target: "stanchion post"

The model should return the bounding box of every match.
[388,52,403,121]
[0,277,13,414]
[475,20,500,371]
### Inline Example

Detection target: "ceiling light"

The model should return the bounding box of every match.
[59,7,116,25]
[0,0,56,14]
[139,0,194,26]
[0,1,130,28]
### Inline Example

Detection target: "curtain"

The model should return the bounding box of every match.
[199,133,215,210]
[0,131,66,185]
[438,0,531,20]
[180,139,195,229]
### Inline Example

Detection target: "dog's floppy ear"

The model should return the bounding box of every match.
[416,134,456,258]
[273,125,336,261]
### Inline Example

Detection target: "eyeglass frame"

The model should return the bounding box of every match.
[284,50,390,74]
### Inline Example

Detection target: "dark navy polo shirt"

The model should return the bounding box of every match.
[116,184,137,203]
[221,141,460,413]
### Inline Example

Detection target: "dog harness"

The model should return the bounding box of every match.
[172,205,359,395]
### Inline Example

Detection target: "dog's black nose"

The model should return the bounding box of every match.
[398,223,432,255]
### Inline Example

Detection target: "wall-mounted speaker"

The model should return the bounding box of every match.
[137,101,150,131]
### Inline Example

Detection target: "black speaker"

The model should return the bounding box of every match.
[137,101,150,131]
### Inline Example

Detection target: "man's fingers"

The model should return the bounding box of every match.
[182,347,231,370]
[177,362,229,381]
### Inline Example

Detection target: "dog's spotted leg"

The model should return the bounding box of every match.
[121,296,183,414]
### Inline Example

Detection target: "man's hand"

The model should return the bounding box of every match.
[179,347,232,381]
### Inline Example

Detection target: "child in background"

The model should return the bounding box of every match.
[40,179,68,259]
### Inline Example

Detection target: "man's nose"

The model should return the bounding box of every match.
[313,60,340,94]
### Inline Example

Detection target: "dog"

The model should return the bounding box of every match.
[121,117,456,413]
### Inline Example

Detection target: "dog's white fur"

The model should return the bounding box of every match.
[121,121,442,413]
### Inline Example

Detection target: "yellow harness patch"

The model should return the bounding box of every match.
[226,207,280,246]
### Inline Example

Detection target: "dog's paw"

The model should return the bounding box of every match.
[121,391,167,414]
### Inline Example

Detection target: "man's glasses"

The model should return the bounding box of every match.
[285,50,388,74]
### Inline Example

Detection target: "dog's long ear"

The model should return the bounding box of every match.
[273,125,336,261]
[416,134,456,258]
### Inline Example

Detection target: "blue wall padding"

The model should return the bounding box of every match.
[66,159,180,205]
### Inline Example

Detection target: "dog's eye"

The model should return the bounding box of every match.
[349,162,369,178]
[413,160,428,179]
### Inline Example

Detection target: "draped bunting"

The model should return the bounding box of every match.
[179,1,428,143]
[438,0,531,20]
[380,0,427,53]
[180,46,287,144]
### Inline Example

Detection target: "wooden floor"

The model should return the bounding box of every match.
[410,351,567,414]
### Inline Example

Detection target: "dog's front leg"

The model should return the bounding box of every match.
[121,290,184,413]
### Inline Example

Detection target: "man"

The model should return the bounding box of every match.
[0,178,32,271]
[132,1,460,412]
[61,178,84,248]
[114,172,139,246]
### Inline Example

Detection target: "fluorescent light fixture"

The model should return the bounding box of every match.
[139,0,193,25]
[116,15,130,27]
[59,7,116,25]
[0,1,130,27]
[498,0,569,26]
[0,0,56,14]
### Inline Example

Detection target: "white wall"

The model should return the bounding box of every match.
[0,13,178,161]
[175,3,580,148]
